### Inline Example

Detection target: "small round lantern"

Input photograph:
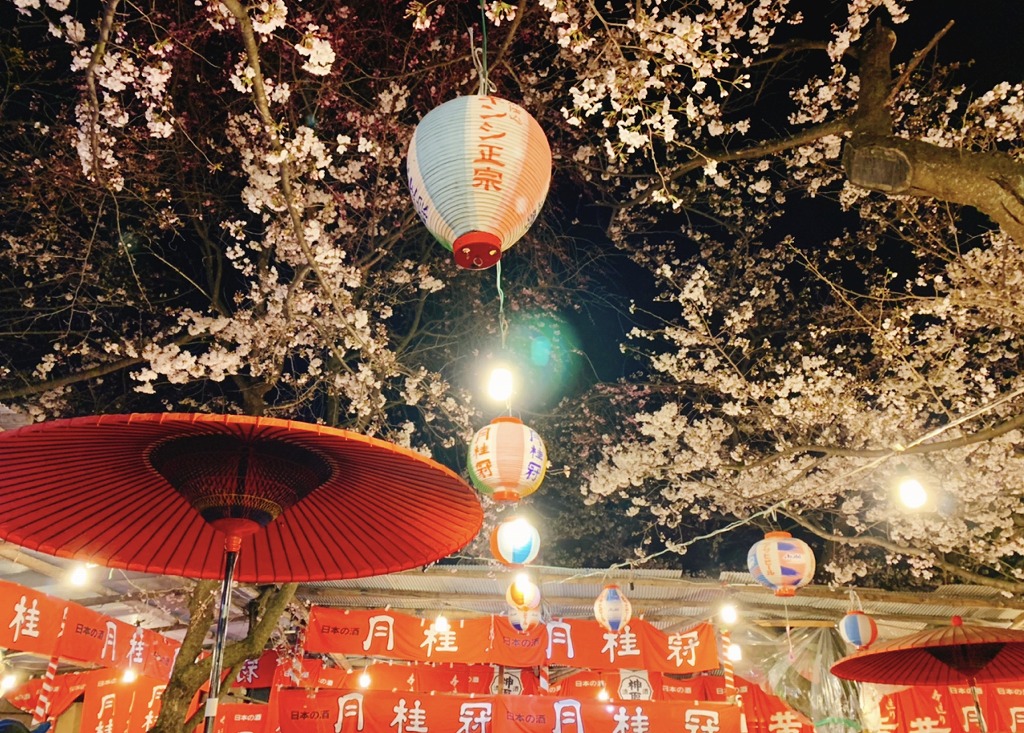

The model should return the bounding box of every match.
[838,610,878,650]
[508,605,541,633]
[747,531,815,597]
[467,417,547,502]
[506,575,541,611]
[594,584,632,632]
[490,516,541,566]
[407,95,552,270]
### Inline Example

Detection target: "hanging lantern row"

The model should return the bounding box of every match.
[747,531,816,597]
[594,584,632,633]
[490,516,541,566]
[468,417,547,502]
[506,575,541,612]
[838,610,878,650]
[407,95,553,270]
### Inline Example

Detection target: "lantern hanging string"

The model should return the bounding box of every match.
[473,0,495,95]
[495,261,512,414]
[848,588,864,612]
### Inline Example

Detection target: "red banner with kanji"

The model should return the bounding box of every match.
[878,682,1024,733]
[305,607,718,673]
[272,688,742,733]
[0,580,180,676]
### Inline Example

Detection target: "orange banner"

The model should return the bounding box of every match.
[273,688,741,733]
[0,580,180,676]
[306,607,718,673]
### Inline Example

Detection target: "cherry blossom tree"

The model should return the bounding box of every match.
[549,0,1024,593]
[5,0,1024,727]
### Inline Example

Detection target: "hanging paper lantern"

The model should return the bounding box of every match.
[593,584,632,632]
[506,575,541,611]
[508,605,542,633]
[747,531,816,597]
[838,610,878,650]
[490,516,541,566]
[467,417,547,502]
[407,95,552,270]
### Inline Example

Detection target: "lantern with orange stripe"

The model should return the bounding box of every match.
[838,610,878,650]
[490,516,541,566]
[594,584,632,632]
[468,417,547,501]
[747,531,816,597]
[506,574,541,611]
[407,95,552,270]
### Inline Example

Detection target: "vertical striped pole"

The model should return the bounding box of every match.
[32,606,68,726]
[538,664,550,694]
[720,628,736,704]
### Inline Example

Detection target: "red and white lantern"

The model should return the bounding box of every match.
[594,584,632,632]
[407,95,552,270]
[467,417,547,501]
[838,610,878,650]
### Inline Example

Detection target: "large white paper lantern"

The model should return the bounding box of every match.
[407,95,552,270]
[467,417,547,502]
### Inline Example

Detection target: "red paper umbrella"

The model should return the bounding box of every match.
[0,413,483,732]
[831,616,1024,733]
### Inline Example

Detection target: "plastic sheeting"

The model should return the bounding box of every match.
[760,627,863,733]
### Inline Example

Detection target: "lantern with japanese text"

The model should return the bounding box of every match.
[490,516,541,566]
[838,610,878,650]
[594,584,632,632]
[407,95,552,270]
[467,417,547,502]
[747,531,816,597]
[506,575,541,611]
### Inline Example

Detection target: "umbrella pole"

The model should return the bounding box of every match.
[204,540,240,733]
[969,676,987,733]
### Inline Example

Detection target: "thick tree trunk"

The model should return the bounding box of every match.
[844,22,1024,244]
[148,582,298,732]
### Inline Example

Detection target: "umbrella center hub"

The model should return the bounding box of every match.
[149,434,332,536]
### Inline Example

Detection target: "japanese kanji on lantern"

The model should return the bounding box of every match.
[594,584,632,632]
[838,610,878,650]
[468,417,547,501]
[747,531,815,597]
[490,516,541,566]
[407,95,552,270]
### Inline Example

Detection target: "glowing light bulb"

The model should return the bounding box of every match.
[69,565,89,586]
[597,688,610,702]
[898,477,928,509]
[720,603,738,625]
[358,671,371,689]
[435,615,450,633]
[122,668,138,683]
[0,674,17,694]
[487,367,515,401]
[726,643,743,662]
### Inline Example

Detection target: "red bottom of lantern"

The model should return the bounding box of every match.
[491,489,523,502]
[453,232,502,270]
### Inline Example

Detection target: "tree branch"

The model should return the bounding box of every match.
[784,511,1024,594]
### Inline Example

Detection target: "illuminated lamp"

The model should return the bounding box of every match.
[506,575,541,611]
[467,417,547,502]
[593,584,632,632]
[407,95,552,270]
[490,516,541,566]
[838,610,878,650]
[747,531,815,597]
